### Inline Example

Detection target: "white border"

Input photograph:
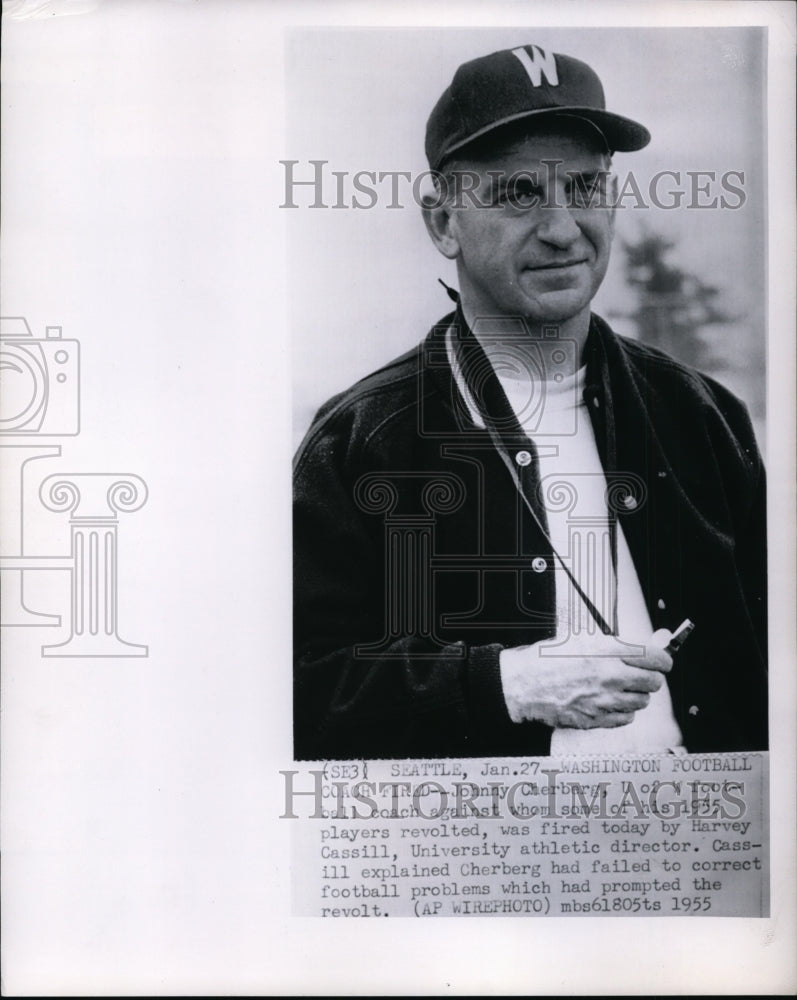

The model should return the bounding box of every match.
[2,0,794,994]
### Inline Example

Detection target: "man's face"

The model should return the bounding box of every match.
[440,126,616,326]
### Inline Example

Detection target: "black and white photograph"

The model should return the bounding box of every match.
[290,29,769,761]
[2,0,795,994]
[286,21,785,934]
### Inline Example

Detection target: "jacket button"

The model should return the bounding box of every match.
[592,397,600,409]
[623,495,638,510]
[532,557,547,573]
[515,450,532,467]
[657,598,666,610]
[688,705,700,716]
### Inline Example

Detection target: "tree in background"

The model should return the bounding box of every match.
[621,230,733,373]
[615,228,765,443]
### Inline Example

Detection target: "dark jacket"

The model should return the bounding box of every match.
[293,310,768,759]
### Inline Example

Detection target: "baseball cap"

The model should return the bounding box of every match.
[425,44,651,171]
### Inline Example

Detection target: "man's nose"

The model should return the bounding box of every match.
[536,204,580,248]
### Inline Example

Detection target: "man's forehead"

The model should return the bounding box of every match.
[452,123,611,172]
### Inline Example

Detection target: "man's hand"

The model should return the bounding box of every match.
[499,629,674,728]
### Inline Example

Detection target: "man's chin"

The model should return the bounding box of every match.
[517,288,592,325]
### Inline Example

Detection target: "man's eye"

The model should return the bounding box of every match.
[568,174,610,207]
[498,185,541,207]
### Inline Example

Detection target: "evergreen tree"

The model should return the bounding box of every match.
[621,230,734,373]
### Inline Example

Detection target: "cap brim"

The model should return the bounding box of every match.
[436,106,650,168]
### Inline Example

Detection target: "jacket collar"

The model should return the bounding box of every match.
[426,304,618,472]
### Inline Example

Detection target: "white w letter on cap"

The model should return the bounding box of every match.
[511,45,559,87]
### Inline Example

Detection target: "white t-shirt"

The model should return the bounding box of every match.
[447,329,683,752]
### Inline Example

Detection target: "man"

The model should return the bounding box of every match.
[293,44,767,760]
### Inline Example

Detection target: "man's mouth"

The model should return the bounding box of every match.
[526,259,588,271]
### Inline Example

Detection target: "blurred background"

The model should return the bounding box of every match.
[287,27,767,453]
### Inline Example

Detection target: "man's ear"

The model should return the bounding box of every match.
[421,196,461,260]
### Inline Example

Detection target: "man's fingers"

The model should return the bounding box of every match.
[618,666,664,694]
[619,634,673,673]
[612,691,651,712]
[589,691,650,718]
[651,627,673,648]
[598,711,636,728]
